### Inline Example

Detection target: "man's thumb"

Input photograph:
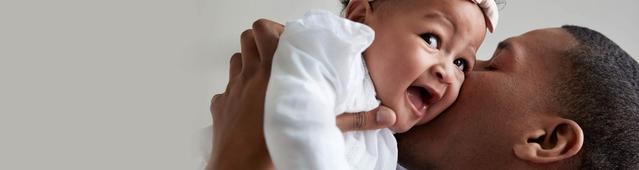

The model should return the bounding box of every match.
[337,106,396,132]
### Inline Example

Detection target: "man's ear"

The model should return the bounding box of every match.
[513,118,584,164]
[345,0,373,23]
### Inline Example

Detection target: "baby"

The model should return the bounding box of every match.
[264,0,499,169]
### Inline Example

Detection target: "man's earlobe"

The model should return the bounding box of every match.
[345,0,372,23]
[513,119,584,164]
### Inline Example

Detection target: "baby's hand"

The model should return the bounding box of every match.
[337,106,397,132]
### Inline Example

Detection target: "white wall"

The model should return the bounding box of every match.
[1,0,637,169]
[478,0,639,60]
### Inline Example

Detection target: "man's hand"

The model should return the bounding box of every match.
[208,19,397,170]
[208,19,283,170]
[337,106,397,132]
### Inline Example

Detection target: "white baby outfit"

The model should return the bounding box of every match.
[264,10,396,170]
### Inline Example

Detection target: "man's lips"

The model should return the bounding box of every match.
[406,85,441,117]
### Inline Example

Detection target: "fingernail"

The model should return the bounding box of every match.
[376,107,395,125]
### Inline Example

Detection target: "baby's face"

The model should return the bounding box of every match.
[353,0,487,132]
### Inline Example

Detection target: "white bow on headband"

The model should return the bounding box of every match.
[364,0,499,33]
[469,0,499,33]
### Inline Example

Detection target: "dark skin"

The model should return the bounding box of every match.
[396,28,584,169]
[208,19,396,170]
[207,20,279,170]
[209,23,588,169]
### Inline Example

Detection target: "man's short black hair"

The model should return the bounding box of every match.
[339,0,350,9]
[556,25,639,169]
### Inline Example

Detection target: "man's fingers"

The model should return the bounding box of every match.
[336,106,397,132]
[252,19,284,64]
[211,94,222,115]
[224,53,242,94]
[240,29,260,73]
[229,52,242,80]
[211,94,223,105]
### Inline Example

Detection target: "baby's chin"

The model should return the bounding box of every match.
[380,91,442,133]
[389,123,417,133]
[388,106,443,133]
[388,111,421,133]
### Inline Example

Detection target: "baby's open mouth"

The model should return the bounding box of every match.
[406,85,439,117]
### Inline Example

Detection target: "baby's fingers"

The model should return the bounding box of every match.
[336,106,396,132]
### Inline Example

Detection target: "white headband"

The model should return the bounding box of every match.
[469,0,499,33]
[364,0,499,33]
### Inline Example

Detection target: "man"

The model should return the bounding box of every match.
[208,19,639,169]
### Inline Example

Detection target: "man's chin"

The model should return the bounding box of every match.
[395,133,437,170]
[397,157,437,170]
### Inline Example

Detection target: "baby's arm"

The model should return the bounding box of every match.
[264,10,375,170]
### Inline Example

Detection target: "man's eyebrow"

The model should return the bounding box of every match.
[497,40,511,50]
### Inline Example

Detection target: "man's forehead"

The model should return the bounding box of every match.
[501,28,577,61]
[520,28,577,51]
[505,28,576,83]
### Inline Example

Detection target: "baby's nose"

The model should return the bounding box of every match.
[430,64,455,84]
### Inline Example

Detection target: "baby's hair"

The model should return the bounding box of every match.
[338,0,507,13]
[338,0,383,15]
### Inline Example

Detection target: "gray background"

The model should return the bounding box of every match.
[1,0,637,169]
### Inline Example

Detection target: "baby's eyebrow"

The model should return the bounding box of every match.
[423,12,454,33]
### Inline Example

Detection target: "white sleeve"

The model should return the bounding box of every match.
[264,10,375,170]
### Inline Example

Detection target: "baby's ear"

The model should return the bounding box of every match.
[513,118,584,164]
[345,0,372,23]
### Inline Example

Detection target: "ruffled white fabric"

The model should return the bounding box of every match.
[264,10,397,170]
[470,0,499,32]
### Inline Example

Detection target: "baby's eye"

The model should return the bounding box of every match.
[420,33,439,49]
[453,58,468,71]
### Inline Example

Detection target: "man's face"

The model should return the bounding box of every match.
[396,28,577,169]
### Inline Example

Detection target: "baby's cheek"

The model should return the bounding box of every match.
[449,74,465,101]
[443,83,463,109]
[416,84,462,126]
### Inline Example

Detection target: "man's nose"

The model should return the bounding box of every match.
[430,64,455,84]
